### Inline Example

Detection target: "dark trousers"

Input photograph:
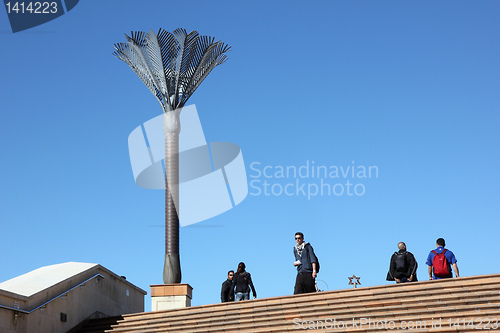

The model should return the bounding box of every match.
[294,272,316,294]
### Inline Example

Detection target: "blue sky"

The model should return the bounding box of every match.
[1,1,499,310]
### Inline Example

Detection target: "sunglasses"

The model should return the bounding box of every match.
[295,237,302,240]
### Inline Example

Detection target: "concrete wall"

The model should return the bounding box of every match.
[0,265,146,333]
[0,290,28,333]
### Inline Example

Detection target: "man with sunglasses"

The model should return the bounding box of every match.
[221,270,234,302]
[293,232,319,294]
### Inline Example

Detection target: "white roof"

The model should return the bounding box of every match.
[0,262,98,297]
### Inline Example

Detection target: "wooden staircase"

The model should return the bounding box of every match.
[75,274,500,332]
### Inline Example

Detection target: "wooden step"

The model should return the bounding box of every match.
[75,274,500,333]
[104,287,500,331]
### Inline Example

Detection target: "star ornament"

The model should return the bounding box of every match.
[348,275,361,285]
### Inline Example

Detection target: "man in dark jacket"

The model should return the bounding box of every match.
[220,270,234,302]
[386,242,418,283]
[293,232,319,294]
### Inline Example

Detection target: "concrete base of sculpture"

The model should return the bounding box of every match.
[150,284,192,311]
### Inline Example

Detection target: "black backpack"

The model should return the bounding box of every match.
[394,251,408,272]
[305,244,320,273]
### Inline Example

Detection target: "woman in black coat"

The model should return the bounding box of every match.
[231,262,257,301]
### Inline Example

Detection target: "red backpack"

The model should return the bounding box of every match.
[432,249,450,277]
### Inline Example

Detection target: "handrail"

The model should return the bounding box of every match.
[0,273,105,314]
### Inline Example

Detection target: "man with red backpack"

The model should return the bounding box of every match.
[426,238,460,280]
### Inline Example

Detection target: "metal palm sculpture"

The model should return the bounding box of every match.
[114,28,230,284]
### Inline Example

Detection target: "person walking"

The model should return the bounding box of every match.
[426,238,459,279]
[386,242,418,283]
[231,262,257,301]
[221,270,234,302]
[293,232,319,294]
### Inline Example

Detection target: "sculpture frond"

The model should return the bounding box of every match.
[145,30,170,107]
[170,28,200,107]
[179,38,230,106]
[113,42,163,105]
[114,28,230,111]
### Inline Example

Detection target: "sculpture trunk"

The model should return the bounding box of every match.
[163,110,181,284]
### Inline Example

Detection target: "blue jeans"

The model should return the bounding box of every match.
[235,292,249,301]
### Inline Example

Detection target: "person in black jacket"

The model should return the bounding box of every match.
[221,270,234,302]
[386,242,418,283]
[231,262,257,301]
